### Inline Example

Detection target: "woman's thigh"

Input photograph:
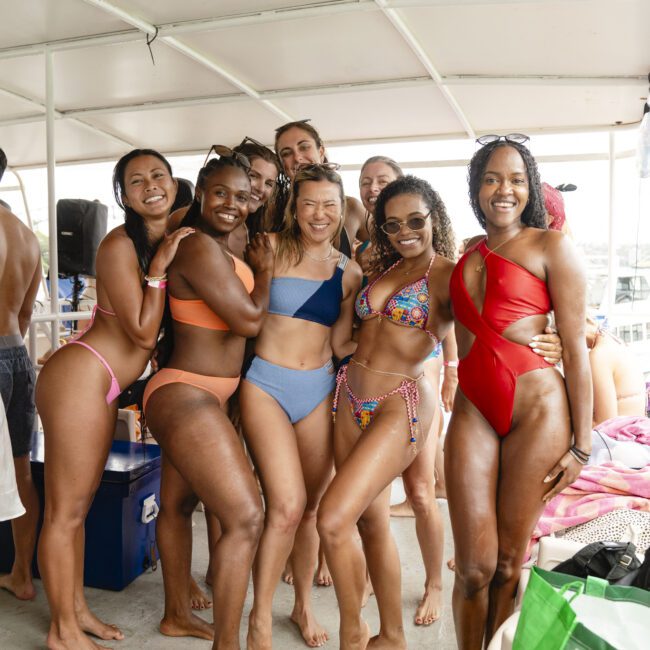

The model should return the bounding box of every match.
[445,390,500,567]
[239,379,306,506]
[146,384,261,521]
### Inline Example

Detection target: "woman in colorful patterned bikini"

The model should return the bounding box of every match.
[36,149,193,650]
[317,175,457,650]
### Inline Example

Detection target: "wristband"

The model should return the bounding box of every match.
[146,278,167,289]
[443,360,458,368]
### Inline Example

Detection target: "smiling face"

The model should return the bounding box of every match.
[276,126,324,181]
[294,179,342,244]
[359,161,399,214]
[478,145,529,229]
[247,156,278,213]
[383,193,433,259]
[122,154,177,219]
[196,165,251,235]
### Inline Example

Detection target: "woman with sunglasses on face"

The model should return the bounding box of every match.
[446,135,591,649]
[36,149,194,650]
[239,164,362,649]
[274,120,369,258]
[317,176,456,650]
[359,155,455,627]
[143,151,274,649]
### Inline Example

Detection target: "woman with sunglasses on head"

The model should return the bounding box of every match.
[317,175,457,650]
[446,134,591,648]
[36,149,194,650]
[274,120,369,257]
[239,164,362,649]
[143,150,274,649]
[359,155,455,627]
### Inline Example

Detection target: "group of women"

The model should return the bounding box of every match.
[34,120,589,650]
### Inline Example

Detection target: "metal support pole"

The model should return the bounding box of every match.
[607,131,616,316]
[45,47,59,350]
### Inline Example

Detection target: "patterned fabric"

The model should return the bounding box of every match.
[555,509,650,554]
[355,255,438,341]
[530,462,650,554]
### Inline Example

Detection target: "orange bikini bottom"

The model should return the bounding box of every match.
[143,368,240,413]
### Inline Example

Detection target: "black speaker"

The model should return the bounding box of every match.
[57,199,108,277]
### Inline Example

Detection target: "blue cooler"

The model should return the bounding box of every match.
[0,432,161,591]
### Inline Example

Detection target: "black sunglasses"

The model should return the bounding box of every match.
[476,133,530,146]
[274,118,312,133]
[238,135,267,149]
[380,212,431,236]
[203,144,251,170]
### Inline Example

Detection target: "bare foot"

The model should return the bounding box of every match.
[290,606,328,647]
[76,607,124,641]
[247,610,273,650]
[160,613,214,640]
[414,585,442,625]
[361,575,374,608]
[315,555,332,587]
[189,577,212,610]
[0,572,36,600]
[389,500,414,518]
[447,557,456,572]
[46,626,111,650]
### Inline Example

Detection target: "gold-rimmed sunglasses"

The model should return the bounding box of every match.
[380,211,431,236]
[203,144,251,169]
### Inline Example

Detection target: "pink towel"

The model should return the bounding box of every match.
[595,416,650,446]
[530,462,650,552]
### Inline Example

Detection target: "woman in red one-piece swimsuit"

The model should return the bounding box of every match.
[445,135,592,649]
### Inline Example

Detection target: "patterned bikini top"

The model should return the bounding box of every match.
[355,254,438,341]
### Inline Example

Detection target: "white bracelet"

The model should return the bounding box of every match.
[443,360,458,368]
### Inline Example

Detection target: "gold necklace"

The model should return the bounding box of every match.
[475,231,522,272]
[304,244,333,262]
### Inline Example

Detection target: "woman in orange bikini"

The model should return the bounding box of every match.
[36,149,194,650]
[445,135,592,648]
[143,150,274,649]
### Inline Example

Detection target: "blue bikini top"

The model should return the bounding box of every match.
[268,254,349,327]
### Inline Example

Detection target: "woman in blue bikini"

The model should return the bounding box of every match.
[240,163,362,649]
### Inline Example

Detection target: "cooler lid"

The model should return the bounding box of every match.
[31,432,161,483]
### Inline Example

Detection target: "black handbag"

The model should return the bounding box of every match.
[553,540,641,584]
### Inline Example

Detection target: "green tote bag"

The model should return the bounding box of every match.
[513,566,650,650]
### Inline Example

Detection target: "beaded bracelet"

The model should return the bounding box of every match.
[145,274,168,289]
[145,274,167,282]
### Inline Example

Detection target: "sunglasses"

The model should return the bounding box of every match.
[295,162,341,173]
[238,135,267,149]
[380,212,431,236]
[203,144,251,170]
[476,133,530,146]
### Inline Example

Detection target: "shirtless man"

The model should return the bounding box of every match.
[0,147,42,600]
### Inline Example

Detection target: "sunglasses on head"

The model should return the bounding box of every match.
[295,162,341,173]
[380,212,431,236]
[203,144,251,170]
[238,135,267,149]
[275,118,311,133]
[476,133,530,146]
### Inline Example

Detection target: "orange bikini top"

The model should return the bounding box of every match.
[169,255,254,330]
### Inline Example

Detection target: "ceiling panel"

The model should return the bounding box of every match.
[455,82,646,132]
[0,41,239,111]
[123,0,337,25]
[84,102,285,155]
[181,10,426,92]
[0,119,127,168]
[402,0,650,77]
[0,0,128,49]
[273,85,465,143]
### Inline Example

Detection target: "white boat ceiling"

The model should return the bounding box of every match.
[0,0,648,168]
